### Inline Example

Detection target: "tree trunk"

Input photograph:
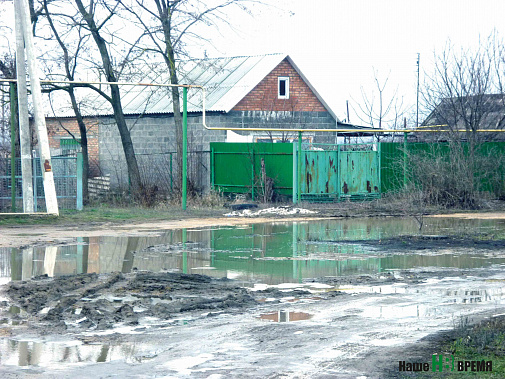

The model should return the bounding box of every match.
[110,83,143,195]
[156,1,184,196]
[75,0,143,197]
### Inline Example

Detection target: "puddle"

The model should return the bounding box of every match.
[0,338,154,367]
[1,218,505,285]
[259,310,313,322]
[1,217,505,375]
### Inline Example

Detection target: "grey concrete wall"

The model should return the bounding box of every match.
[98,110,336,191]
[98,113,226,191]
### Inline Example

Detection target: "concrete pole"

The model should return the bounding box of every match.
[17,0,58,214]
[182,87,187,210]
[14,0,34,213]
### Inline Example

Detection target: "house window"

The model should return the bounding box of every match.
[278,77,289,99]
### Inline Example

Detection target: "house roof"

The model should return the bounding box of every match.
[421,94,505,128]
[413,94,505,141]
[45,53,338,120]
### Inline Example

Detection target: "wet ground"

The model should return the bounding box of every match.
[1,216,505,377]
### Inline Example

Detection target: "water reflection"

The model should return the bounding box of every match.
[259,310,312,322]
[0,218,504,285]
[0,339,142,366]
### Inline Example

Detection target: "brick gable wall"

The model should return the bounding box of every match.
[46,118,101,177]
[232,58,327,112]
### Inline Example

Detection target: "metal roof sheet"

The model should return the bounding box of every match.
[42,54,337,120]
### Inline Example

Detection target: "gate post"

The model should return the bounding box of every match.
[292,142,298,204]
[403,132,408,188]
[182,87,188,210]
[76,152,83,210]
[32,150,37,212]
[251,149,255,201]
[210,147,214,190]
[10,83,17,213]
[337,144,341,201]
[298,131,302,204]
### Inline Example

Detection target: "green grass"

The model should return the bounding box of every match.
[410,316,505,378]
[443,317,505,378]
[0,204,227,226]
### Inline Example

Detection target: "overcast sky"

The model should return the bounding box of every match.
[3,0,505,126]
[205,0,505,124]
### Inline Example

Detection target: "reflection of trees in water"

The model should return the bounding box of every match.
[1,339,141,366]
[4,217,505,283]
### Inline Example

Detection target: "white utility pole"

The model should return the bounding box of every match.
[416,53,420,128]
[14,0,34,213]
[16,0,58,214]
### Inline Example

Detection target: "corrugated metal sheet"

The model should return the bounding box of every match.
[42,53,336,119]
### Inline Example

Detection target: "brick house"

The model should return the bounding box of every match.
[46,54,345,190]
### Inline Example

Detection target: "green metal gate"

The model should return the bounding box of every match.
[338,149,380,198]
[301,150,338,197]
[299,145,380,201]
[0,153,84,212]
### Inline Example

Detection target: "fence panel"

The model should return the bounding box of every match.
[211,143,293,198]
[379,141,505,194]
[212,142,380,202]
[339,149,380,198]
[0,154,82,212]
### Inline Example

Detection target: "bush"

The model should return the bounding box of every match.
[405,142,505,209]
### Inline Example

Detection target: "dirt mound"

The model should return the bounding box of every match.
[4,272,257,332]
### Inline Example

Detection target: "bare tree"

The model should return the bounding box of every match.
[0,5,17,158]
[72,0,144,197]
[352,69,406,142]
[421,38,505,147]
[408,35,505,208]
[0,53,16,156]
[118,0,259,195]
[38,0,95,202]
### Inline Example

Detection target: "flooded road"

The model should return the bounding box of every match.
[1,216,505,377]
[2,217,505,284]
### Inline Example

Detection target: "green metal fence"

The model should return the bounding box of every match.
[380,141,505,194]
[211,142,293,199]
[210,142,381,202]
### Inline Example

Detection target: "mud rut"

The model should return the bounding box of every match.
[1,225,505,377]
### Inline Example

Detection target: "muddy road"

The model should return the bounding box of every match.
[1,215,505,377]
